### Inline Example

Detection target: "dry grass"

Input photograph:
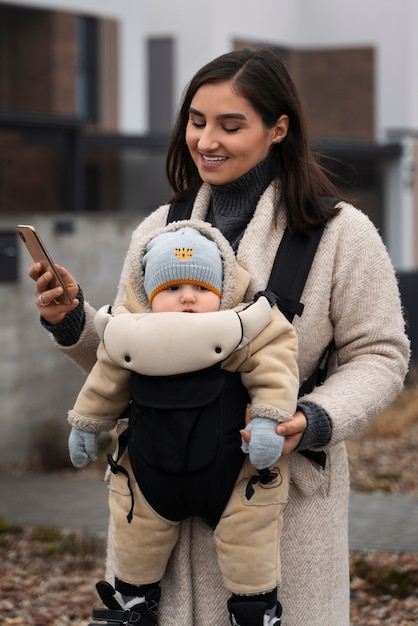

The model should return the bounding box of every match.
[346,364,418,495]
[358,366,418,439]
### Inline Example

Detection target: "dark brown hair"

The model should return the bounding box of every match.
[166,46,342,233]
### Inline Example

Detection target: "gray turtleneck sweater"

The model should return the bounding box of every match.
[207,153,276,251]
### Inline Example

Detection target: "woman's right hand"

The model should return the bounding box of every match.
[28,262,80,324]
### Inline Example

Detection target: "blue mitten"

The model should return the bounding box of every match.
[68,427,99,468]
[241,417,284,469]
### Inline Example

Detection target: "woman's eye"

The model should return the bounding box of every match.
[190,118,205,129]
[224,126,240,133]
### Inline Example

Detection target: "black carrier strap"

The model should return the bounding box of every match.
[267,226,324,323]
[166,193,197,223]
[165,196,337,470]
[107,412,135,522]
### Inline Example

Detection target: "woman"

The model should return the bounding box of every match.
[29,47,409,626]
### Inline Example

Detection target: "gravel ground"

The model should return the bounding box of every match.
[346,419,418,624]
[1,422,417,625]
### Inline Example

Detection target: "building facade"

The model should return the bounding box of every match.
[1,0,417,465]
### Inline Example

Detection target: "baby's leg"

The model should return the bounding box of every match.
[214,457,288,625]
[108,458,180,584]
[91,459,180,625]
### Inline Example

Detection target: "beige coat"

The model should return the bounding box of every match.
[59,183,409,625]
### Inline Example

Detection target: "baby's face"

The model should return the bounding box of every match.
[151,283,221,313]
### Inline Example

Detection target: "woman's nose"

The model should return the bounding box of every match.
[197,125,219,151]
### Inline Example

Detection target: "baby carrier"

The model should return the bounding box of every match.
[108,196,336,524]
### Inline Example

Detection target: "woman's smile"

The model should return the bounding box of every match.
[199,154,228,169]
[186,80,285,185]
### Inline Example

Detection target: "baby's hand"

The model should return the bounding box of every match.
[68,427,99,468]
[240,417,284,469]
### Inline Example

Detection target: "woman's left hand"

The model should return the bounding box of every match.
[276,410,307,454]
[28,262,79,324]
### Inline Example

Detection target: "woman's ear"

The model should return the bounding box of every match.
[271,114,289,144]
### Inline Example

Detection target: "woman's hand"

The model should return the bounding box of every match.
[241,406,307,456]
[28,262,79,324]
[276,411,307,454]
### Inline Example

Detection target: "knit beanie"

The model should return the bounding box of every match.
[143,227,223,304]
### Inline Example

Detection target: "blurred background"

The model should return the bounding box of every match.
[1,0,418,469]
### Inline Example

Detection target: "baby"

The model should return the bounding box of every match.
[68,220,299,626]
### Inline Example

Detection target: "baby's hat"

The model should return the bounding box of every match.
[143,226,223,303]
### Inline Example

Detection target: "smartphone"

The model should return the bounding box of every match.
[17,224,73,305]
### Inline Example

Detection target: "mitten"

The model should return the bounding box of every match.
[68,426,99,468]
[241,417,284,469]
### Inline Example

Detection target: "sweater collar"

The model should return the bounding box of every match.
[207,152,276,250]
[210,152,275,214]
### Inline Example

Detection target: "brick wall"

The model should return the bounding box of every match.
[233,41,375,141]
[289,47,375,140]
[0,5,120,214]
[0,6,76,114]
[0,130,65,214]
[50,11,77,115]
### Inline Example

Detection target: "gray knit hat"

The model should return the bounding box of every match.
[143,226,223,304]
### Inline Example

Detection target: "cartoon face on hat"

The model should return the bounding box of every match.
[143,227,224,304]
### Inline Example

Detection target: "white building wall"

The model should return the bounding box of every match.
[140,0,418,141]
[292,0,418,139]
[8,0,418,139]
[383,136,415,269]
[5,0,418,264]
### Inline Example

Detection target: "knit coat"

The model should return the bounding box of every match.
[58,182,409,626]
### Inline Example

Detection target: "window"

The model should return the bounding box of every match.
[76,16,99,122]
[148,37,174,132]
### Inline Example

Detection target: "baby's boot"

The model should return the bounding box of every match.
[228,593,282,626]
[89,579,160,625]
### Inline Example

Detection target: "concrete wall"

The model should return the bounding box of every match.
[0,213,145,467]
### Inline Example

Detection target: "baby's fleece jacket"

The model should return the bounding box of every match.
[68,220,299,434]
[68,278,299,435]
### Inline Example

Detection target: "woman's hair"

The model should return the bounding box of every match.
[166,46,342,233]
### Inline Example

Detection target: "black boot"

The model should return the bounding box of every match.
[228,595,282,626]
[88,580,160,625]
